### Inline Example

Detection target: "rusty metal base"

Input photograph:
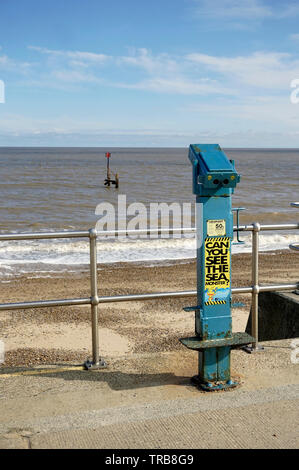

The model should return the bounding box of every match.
[84,359,107,370]
[191,375,239,392]
[180,332,255,351]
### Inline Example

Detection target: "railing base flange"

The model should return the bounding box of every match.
[242,344,265,354]
[84,359,107,370]
[191,375,239,392]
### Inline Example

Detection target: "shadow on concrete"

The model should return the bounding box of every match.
[32,369,192,391]
[0,364,192,391]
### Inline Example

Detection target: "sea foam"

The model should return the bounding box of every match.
[0,232,298,277]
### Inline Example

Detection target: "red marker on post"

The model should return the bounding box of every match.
[104,152,119,188]
[106,152,111,177]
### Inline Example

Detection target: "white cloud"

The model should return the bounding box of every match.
[24,46,245,95]
[290,33,299,41]
[51,69,102,84]
[194,0,273,19]
[28,46,110,64]
[4,45,297,98]
[280,3,299,18]
[1,104,299,148]
[117,76,235,95]
[0,52,31,73]
[118,48,179,75]
[192,0,299,30]
[186,51,299,88]
[185,95,299,129]
[27,45,231,95]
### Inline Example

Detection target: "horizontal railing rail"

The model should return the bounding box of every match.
[0,221,298,366]
[0,230,91,241]
[0,298,91,311]
[0,283,298,310]
[1,222,298,241]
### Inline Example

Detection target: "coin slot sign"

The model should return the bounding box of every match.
[207,219,226,236]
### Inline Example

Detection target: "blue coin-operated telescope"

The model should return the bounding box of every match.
[180,144,254,391]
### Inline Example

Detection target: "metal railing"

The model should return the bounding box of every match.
[290,202,299,252]
[0,221,298,367]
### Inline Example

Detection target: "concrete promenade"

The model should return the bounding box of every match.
[0,345,298,449]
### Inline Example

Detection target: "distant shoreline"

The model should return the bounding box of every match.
[1,145,299,150]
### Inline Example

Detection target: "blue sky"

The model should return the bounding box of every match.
[1,0,299,147]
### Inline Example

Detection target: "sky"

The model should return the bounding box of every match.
[1,0,299,147]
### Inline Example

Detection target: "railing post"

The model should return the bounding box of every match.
[244,222,264,353]
[252,223,260,349]
[289,202,299,253]
[84,228,107,370]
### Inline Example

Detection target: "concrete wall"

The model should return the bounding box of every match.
[246,291,299,341]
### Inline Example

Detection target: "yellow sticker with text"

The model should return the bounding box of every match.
[204,237,230,305]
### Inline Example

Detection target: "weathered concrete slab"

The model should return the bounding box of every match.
[29,399,299,449]
[1,349,298,449]
[0,433,30,449]
[246,291,299,341]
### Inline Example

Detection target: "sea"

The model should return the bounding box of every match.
[0,147,298,278]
